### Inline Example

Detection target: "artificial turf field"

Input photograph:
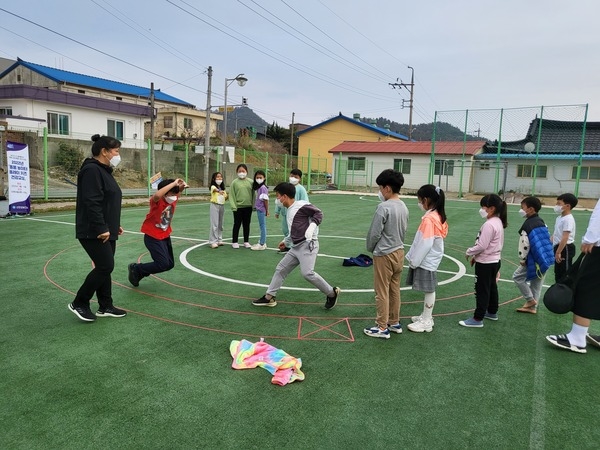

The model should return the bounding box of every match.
[1,192,599,449]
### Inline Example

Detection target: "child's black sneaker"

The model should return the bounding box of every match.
[128,263,140,287]
[252,295,277,307]
[96,306,127,318]
[68,302,96,322]
[324,287,340,310]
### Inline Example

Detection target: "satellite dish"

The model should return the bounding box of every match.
[524,142,535,153]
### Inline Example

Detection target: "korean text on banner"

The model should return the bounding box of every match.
[7,141,31,214]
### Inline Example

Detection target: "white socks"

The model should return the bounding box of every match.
[567,323,588,348]
[421,292,436,320]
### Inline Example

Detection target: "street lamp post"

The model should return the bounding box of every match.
[223,74,248,148]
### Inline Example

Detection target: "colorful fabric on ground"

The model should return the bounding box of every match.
[229,339,305,385]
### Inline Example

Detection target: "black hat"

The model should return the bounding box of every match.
[543,283,574,314]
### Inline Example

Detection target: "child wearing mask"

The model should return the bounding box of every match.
[251,170,269,250]
[274,168,308,253]
[208,172,228,249]
[128,178,187,287]
[229,164,254,248]
[552,193,577,282]
[406,185,449,333]
[513,196,554,314]
[460,194,507,327]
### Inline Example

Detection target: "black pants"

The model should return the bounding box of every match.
[74,239,116,309]
[553,243,576,283]
[232,207,253,243]
[136,235,175,278]
[474,261,501,320]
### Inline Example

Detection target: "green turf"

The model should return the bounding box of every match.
[1,193,599,449]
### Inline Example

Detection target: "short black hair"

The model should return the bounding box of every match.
[375,169,404,193]
[274,182,296,198]
[557,193,578,209]
[91,134,121,156]
[157,178,179,194]
[290,168,303,178]
[522,196,542,212]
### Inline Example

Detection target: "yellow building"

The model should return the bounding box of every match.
[296,113,409,172]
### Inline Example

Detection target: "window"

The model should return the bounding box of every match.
[348,156,366,171]
[0,107,13,115]
[107,119,124,140]
[164,116,173,128]
[77,89,85,94]
[572,166,600,180]
[47,112,70,135]
[434,159,454,176]
[479,162,490,170]
[183,118,193,130]
[517,164,547,178]
[393,158,411,174]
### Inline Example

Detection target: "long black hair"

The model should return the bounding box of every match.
[417,184,447,224]
[480,194,508,228]
[253,170,267,191]
[210,172,224,190]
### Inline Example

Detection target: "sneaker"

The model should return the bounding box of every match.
[324,287,340,310]
[546,334,586,354]
[251,243,267,251]
[407,318,434,333]
[217,241,225,246]
[459,317,483,328]
[96,306,127,318]
[411,314,435,327]
[68,302,96,322]
[364,325,390,339]
[484,312,498,321]
[210,243,219,249]
[387,323,403,334]
[243,242,252,248]
[128,263,140,287]
[252,295,277,307]
[232,243,240,249]
[586,334,600,349]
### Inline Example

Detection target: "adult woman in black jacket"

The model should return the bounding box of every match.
[68,134,126,322]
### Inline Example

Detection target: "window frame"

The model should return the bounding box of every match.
[47,111,70,136]
[393,158,411,174]
[107,119,124,140]
[347,156,366,171]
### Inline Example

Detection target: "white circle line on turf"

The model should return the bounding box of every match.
[179,238,468,293]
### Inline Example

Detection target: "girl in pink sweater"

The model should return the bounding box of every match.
[460,194,508,328]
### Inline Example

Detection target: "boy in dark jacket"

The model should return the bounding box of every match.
[513,196,554,314]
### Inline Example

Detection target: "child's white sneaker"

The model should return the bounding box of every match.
[251,243,267,250]
[407,318,434,333]
[411,314,435,327]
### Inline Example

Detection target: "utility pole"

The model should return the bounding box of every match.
[389,66,414,140]
[204,66,212,183]
[150,82,155,174]
[290,112,295,157]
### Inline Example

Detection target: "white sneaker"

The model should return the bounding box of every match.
[251,243,267,250]
[231,243,240,249]
[411,315,435,327]
[407,318,434,333]
[243,242,252,248]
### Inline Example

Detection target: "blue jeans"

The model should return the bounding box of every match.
[257,210,267,245]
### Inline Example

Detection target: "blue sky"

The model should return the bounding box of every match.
[1,0,599,127]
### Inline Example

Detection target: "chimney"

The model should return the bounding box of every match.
[370,119,377,126]
[353,113,360,120]
[384,124,390,130]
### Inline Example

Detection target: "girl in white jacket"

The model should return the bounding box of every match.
[405,185,449,332]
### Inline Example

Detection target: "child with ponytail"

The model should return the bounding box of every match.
[405,185,449,333]
[460,194,508,328]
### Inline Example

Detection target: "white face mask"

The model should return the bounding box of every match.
[165,195,177,204]
[215,179,222,185]
[275,198,282,208]
[518,209,527,218]
[289,177,299,185]
[553,205,563,214]
[237,172,247,179]
[109,154,121,168]
[377,191,386,202]
[255,178,264,184]
[418,202,426,212]
[479,208,488,219]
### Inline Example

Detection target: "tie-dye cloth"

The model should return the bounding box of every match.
[229,338,305,386]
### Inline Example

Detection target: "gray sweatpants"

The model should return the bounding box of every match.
[266,240,334,297]
[208,203,225,245]
[512,264,545,301]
